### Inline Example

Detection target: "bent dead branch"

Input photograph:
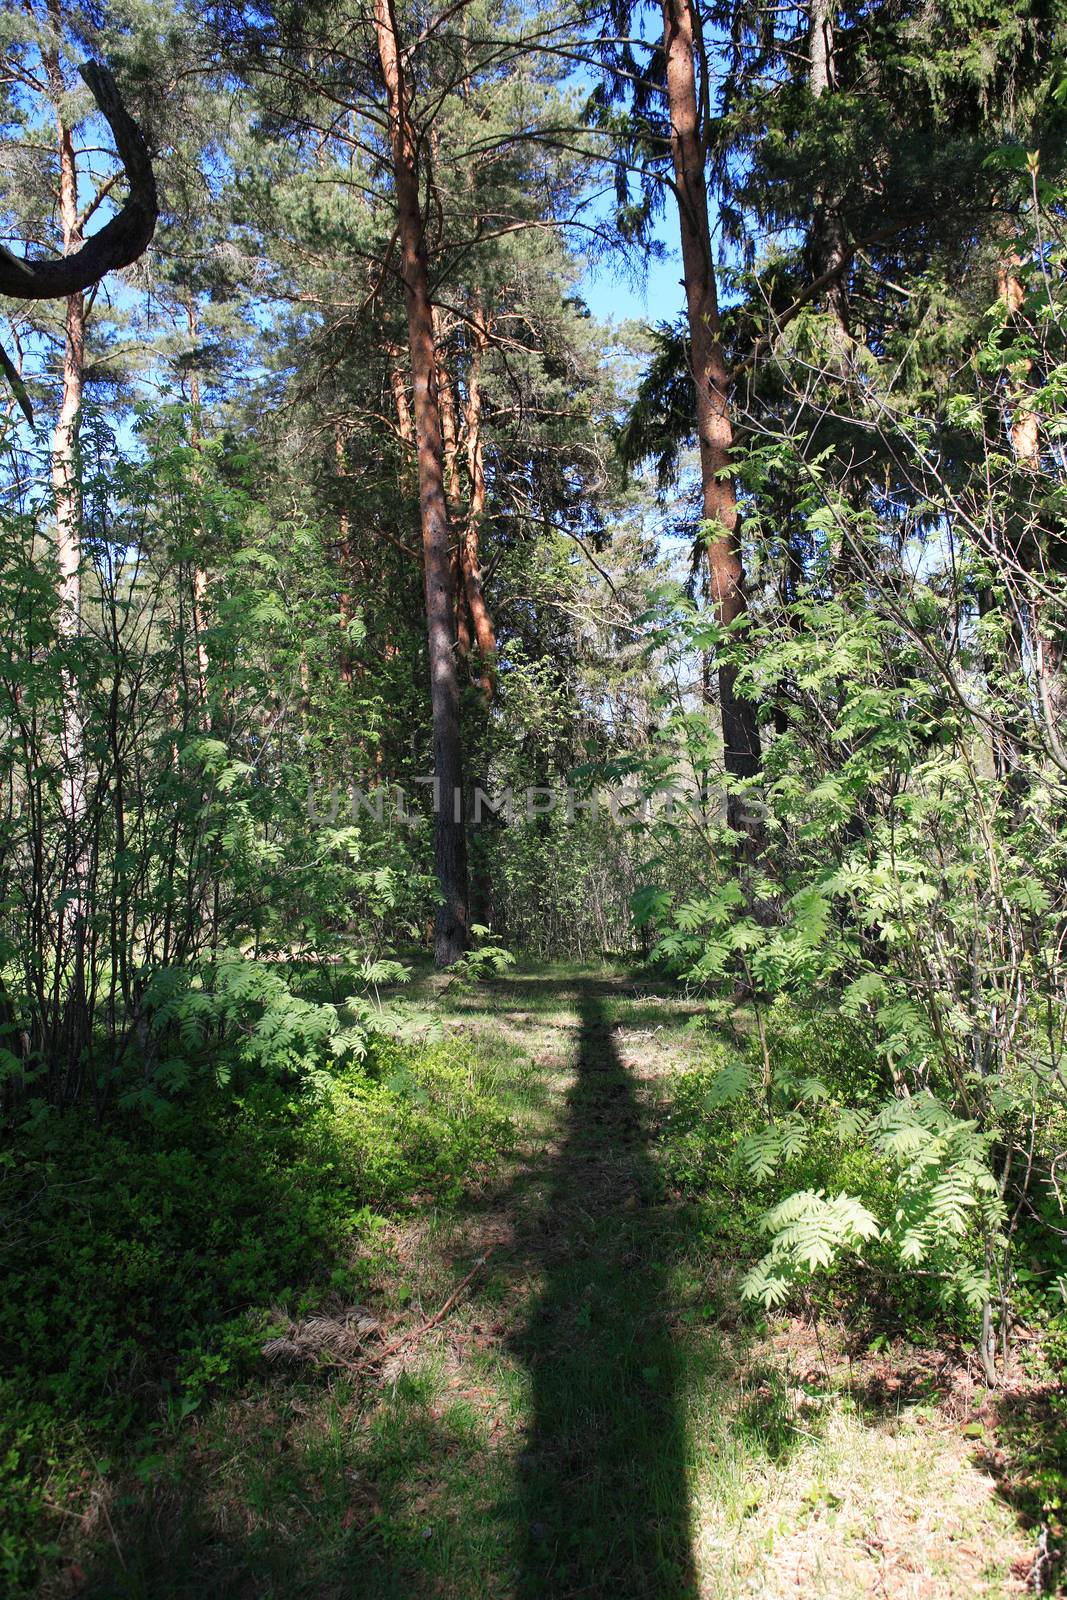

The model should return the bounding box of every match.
[0,62,157,302]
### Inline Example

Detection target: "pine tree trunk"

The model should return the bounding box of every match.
[453,545,473,662]
[374,0,469,963]
[433,308,463,505]
[431,321,475,670]
[385,341,415,453]
[661,0,761,810]
[461,305,496,700]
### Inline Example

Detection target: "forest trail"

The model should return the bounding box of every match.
[327,967,1032,1600]
[73,966,1033,1599]
[414,970,704,1596]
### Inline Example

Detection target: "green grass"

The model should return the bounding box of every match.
[4,962,1053,1597]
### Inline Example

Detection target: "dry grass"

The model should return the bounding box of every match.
[691,1403,1030,1598]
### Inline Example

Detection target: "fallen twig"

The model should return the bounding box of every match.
[326,1252,498,1384]
[375,1253,493,1362]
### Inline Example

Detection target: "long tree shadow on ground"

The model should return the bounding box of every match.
[509,985,698,1599]
[65,974,701,1598]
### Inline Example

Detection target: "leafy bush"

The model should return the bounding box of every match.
[0,988,512,1591]
[658,1005,1013,1338]
[633,545,1067,1373]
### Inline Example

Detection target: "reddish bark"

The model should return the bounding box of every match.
[374,0,469,963]
[661,0,760,794]
[460,305,496,700]
[384,341,415,451]
[433,309,463,505]
[453,545,473,662]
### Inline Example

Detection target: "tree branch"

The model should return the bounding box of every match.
[0,63,157,302]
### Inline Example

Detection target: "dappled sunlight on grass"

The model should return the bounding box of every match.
[21,965,1042,1598]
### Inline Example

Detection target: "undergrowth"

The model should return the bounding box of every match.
[658,999,1067,1576]
[0,1009,511,1593]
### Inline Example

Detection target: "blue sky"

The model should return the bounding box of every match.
[580,206,686,328]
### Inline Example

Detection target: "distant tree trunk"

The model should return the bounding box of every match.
[384,340,415,450]
[453,544,473,662]
[185,297,212,720]
[334,425,357,689]
[431,318,474,667]
[993,259,1063,770]
[461,304,496,700]
[808,0,851,358]
[998,265,1039,466]
[433,308,463,505]
[977,580,1025,782]
[52,233,84,680]
[808,0,855,611]
[50,55,84,721]
[998,264,1063,746]
[455,299,496,924]
[46,7,89,1076]
[661,0,761,815]
[374,0,469,963]
[808,1,873,827]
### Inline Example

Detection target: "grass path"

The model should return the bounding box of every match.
[77,964,1034,1598]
